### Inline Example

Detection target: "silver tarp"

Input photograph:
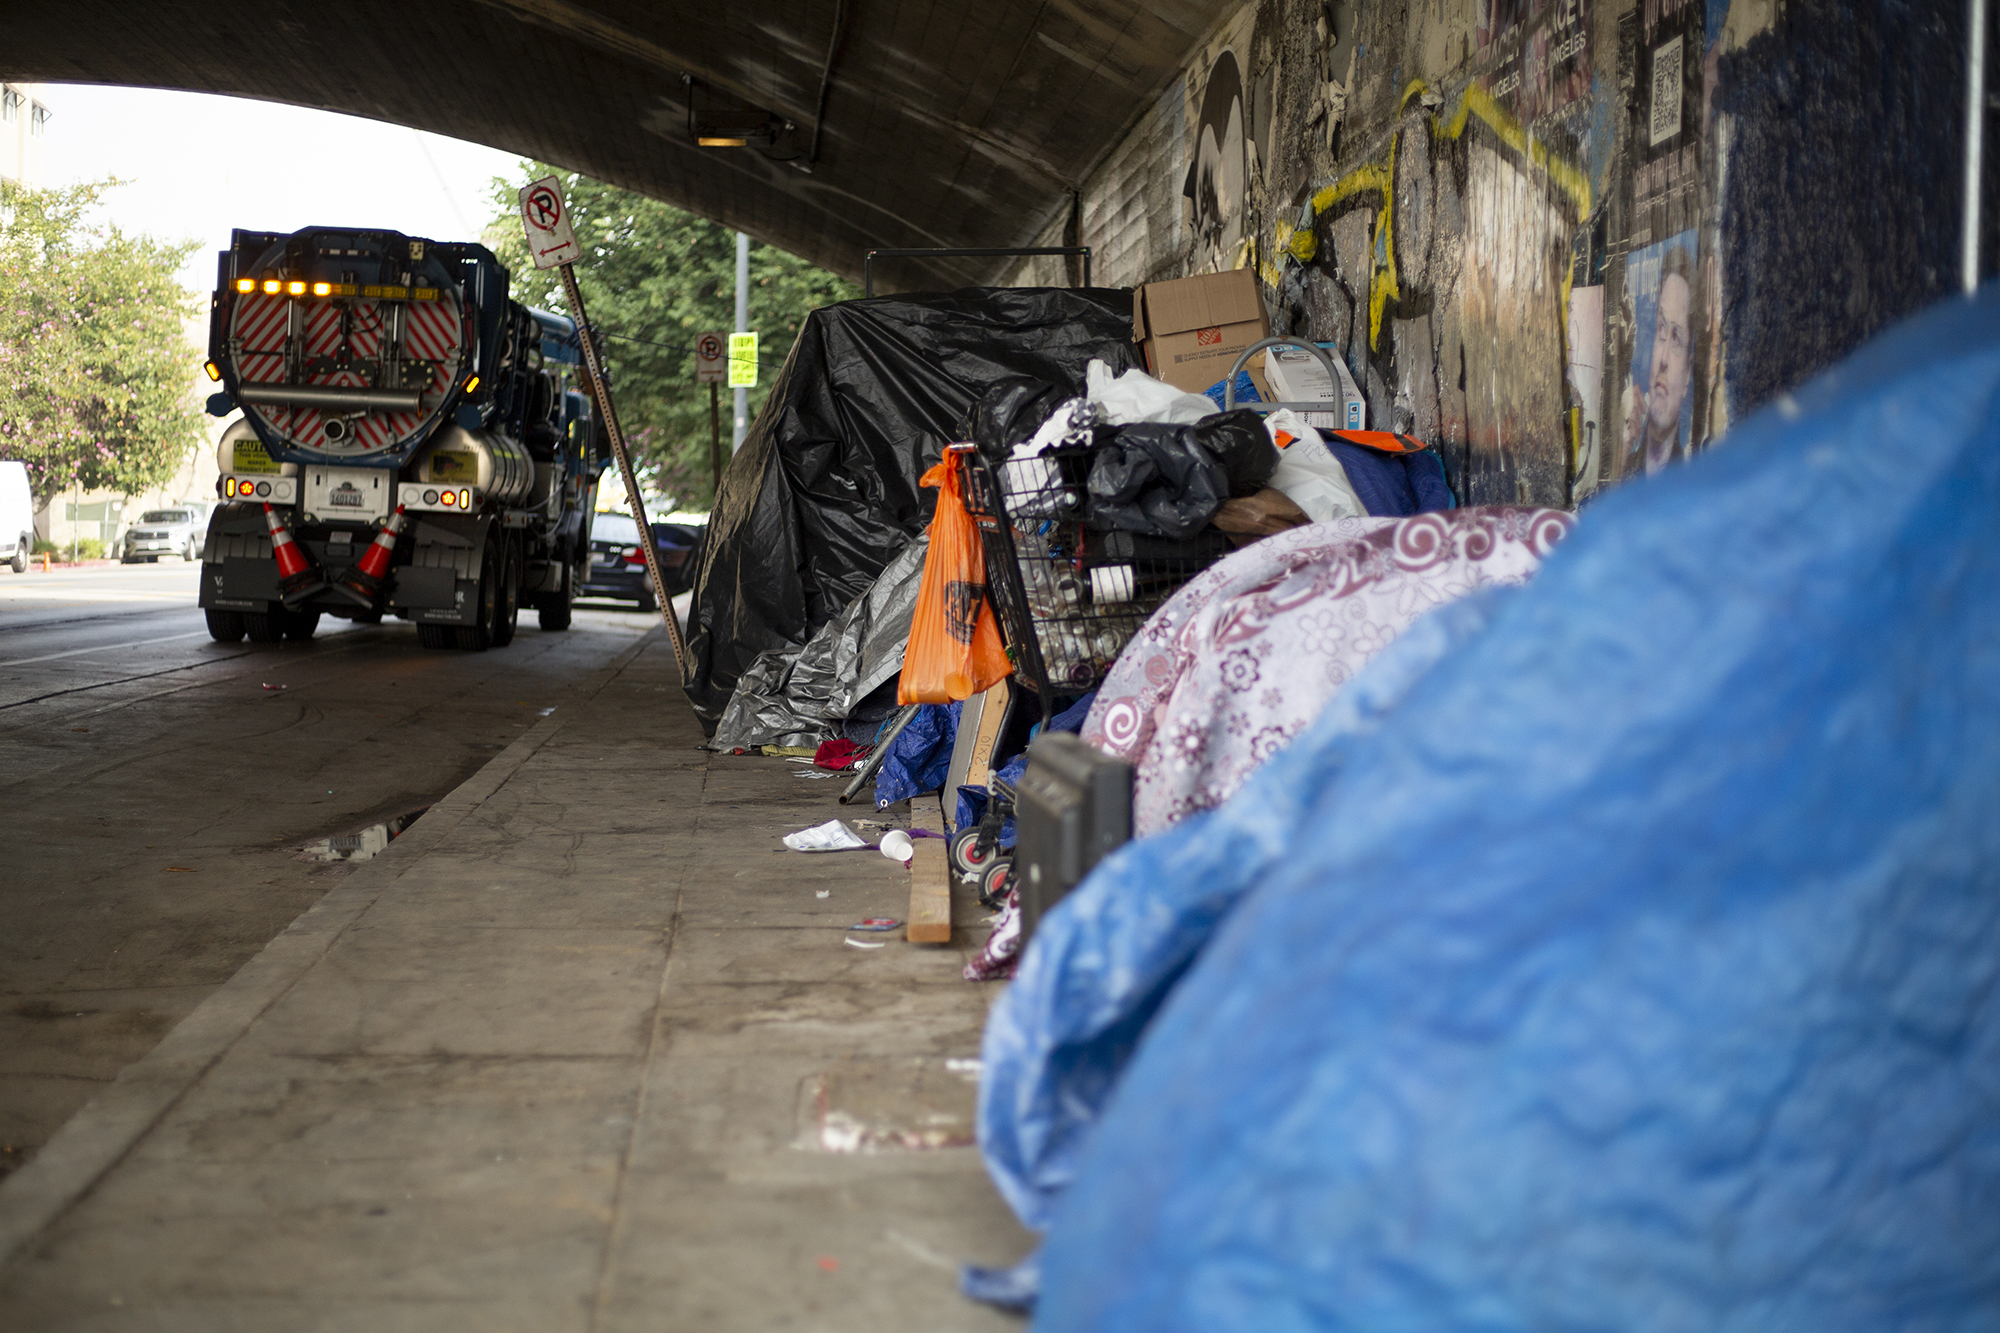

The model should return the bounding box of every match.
[711,536,929,750]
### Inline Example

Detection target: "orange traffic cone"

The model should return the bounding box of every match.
[336,505,407,603]
[263,503,325,602]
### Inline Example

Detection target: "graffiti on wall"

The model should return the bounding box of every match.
[1185,50,1250,277]
[1264,80,1594,507]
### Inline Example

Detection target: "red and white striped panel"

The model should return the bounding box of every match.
[227,287,467,456]
[230,294,290,386]
[355,298,467,454]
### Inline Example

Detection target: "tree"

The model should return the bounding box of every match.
[0,180,204,509]
[486,165,859,510]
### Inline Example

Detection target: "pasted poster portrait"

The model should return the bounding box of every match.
[1183,48,1247,275]
[1621,230,1699,475]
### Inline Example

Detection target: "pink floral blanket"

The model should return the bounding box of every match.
[1082,508,1575,836]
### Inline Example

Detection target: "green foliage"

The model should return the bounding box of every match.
[73,537,106,561]
[0,180,205,508]
[486,165,859,509]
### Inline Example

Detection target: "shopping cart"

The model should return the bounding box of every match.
[947,439,1234,901]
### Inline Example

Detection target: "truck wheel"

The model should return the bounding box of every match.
[538,558,579,632]
[205,609,245,642]
[282,610,320,641]
[490,551,520,648]
[244,612,284,644]
[417,624,455,650]
[10,539,27,574]
[455,542,499,651]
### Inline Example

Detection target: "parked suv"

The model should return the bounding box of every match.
[121,508,205,563]
[579,512,705,611]
[0,461,30,573]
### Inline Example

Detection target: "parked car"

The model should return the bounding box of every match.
[0,461,30,573]
[579,512,705,611]
[120,508,205,563]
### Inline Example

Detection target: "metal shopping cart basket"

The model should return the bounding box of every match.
[945,439,1234,900]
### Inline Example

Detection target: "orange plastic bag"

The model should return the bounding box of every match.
[898,452,1012,704]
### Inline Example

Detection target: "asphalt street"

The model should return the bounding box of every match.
[0,561,666,1181]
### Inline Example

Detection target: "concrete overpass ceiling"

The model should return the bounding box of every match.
[3,0,1229,290]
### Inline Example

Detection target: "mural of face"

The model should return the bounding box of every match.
[1644,269,1692,472]
[1185,50,1245,273]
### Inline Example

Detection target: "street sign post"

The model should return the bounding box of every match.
[695,332,727,493]
[727,332,758,388]
[694,332,727,384]
[517,177,691,675]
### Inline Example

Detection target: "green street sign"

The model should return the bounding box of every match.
[728,332,758,388]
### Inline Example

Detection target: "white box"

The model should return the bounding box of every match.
[302,465,393,522]
[1263,344,1366,433]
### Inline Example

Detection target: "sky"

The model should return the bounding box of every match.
[45,84,528,291]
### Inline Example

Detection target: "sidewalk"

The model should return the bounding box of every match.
[0,628,1030,1330]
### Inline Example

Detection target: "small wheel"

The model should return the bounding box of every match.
[243,611,284,643]
[949,827,996,877]
[417,623,455,650]
[976,857,1013,908]
[205,609,246,642]
[281,609,320,641]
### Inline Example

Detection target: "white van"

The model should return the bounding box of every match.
[0,461,32,574]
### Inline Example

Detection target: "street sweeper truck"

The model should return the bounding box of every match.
[195,226,605,649]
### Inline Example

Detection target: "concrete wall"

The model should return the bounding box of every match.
[1020,0,1976,509]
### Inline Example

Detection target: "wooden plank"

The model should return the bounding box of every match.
[907,794,953,944]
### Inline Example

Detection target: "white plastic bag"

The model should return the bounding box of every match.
[1262,409,1368,522]
[782,819,869,852]
[1085,359,1217,426]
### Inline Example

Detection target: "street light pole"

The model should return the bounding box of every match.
[733,231,750,452]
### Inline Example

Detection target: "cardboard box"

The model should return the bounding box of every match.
[1132,268,1272,396]
[1264,342,1367,432]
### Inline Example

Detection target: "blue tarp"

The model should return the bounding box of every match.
[987,288,2000,1330]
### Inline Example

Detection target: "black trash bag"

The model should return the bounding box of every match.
[1189,410,1279,496]
[967,377,1068,462]
[683,287,1140,732]
[1083,423,1229,540]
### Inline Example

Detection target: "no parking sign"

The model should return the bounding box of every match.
[518,176,580,269]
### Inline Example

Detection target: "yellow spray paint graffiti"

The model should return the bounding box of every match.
[1264,81,1592,355]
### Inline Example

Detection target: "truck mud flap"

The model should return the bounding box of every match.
[391,565,459,612]
[200,556,281,610]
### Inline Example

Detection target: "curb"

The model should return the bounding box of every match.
[0,628,662,1269]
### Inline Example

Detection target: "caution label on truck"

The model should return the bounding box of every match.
[231,435,281,474]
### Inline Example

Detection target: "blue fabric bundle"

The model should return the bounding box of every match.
[987,289,2000,1330]
[953,692,1098,846]
[1324,435,1456,515]
[872,701,959,808]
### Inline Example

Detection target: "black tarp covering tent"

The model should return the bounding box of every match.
[683,287,1141,730]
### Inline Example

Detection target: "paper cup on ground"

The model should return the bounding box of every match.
[879,829,915,862]
[1091,563,1135,604]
